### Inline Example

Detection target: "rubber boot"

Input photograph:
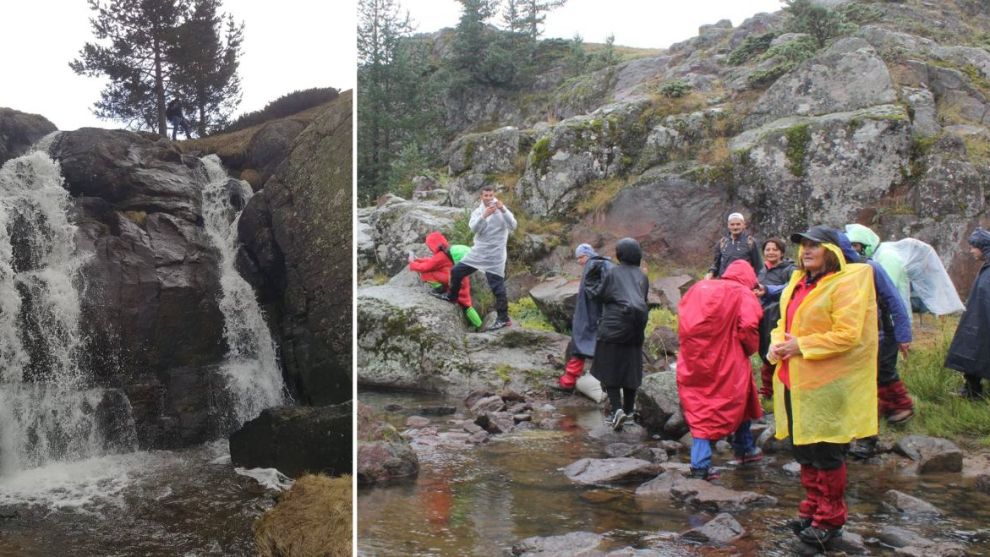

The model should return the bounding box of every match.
[464,306,482,329]
[559,356,584,389]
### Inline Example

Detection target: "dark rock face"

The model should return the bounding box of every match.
[246,119,307,187]
[238,91,353,405]
[47,128,228,448]
[229,402,352,477]
[0,107,57,166]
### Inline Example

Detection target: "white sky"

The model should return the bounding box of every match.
[401,0,785,49]
[0,1,356,131]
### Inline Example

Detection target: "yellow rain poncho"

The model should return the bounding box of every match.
[770,243,879,445]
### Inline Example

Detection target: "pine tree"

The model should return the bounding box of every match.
[70,0,186,135]
[520,0,567,41]
[168,0,243,135]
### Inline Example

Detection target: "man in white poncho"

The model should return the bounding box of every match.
[439,185,517,330]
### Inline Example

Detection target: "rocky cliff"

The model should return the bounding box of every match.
[362,0,990,298]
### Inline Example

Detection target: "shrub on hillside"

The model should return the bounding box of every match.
[224,87,340,133]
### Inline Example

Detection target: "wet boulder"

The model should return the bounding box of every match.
[563,457,661,485]
[680,513,745,545]
[0,107,57,166]
[230,402,352,478]
[882,490,942,516]
[528,277,579,332]
[635,470,679,498]
[894,435,963,474]
[636,372,683,436]
[356,403,419,484]
[877,526,966,556]
[235,93,353,405]
[361,195,465,276]
[511,531,604,556]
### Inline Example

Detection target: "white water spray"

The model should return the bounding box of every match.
[200,155,285,425]
[0,152,136,474]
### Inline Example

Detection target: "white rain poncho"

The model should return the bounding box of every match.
[459,202,517,276]
[874,238,966,315]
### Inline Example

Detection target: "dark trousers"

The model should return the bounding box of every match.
[169,116,192,140]
[605,386,636,415]
[448,262,509,321]
[877,333,900,385]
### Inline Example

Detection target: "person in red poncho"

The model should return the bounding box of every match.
[677,259,765,481]
[409,231,482,328]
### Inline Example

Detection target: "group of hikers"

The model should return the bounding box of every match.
[409,196,990,551]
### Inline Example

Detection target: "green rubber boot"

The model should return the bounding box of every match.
[464,306,482,329]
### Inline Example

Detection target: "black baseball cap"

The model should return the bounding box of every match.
[790,225,841,246]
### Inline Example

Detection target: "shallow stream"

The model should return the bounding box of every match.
[358,390,990,556]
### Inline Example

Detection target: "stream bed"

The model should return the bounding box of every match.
[358,390,990,556]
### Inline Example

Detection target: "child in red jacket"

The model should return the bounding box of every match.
[409,231,482,328]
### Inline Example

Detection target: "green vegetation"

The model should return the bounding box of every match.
[783,0,856,48]
[574,177,627,216]
[530,136,552,172]
[644,307,679,357]
[508,297,557,331]
[659,79,693,99]
[747,35,819,89]
[836,2,884,25]
[727,32,778,66]
[784,123,812,177]
[225,88,339,133]
[899,319,990,446]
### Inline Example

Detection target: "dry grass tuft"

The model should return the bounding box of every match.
[254,474,352,557]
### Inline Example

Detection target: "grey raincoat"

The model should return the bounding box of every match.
[459,201,517,276]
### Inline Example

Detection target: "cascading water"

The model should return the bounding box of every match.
[0,151,136,475]
[200,154,285,425]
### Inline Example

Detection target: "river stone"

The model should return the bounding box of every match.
[663,410,688,439]
[476,412,515,434]
[528,277,579,332]
[636,372,681,435]
[976,475,990,494]
[681,512,745,545]
[0,107,57,166]
[877,526,966,556]
[635,470,679,497]
[405,416,430,428]
[646,326,679,357]
[230,402,352,478]
[658,440,683,454]
[882,489,942,515]
[894,435,963,473]
[563,457,662,485]
[471,395,506,415]
[587,422,649,444]
[512,531,605,556]
[670,476,778,512]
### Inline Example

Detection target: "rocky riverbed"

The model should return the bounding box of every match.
[358,390,990,556]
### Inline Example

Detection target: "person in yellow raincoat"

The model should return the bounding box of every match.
[767,225,878,550]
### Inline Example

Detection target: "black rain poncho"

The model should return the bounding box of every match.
[945,229,990,379]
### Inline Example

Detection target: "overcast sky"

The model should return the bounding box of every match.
[0,0,355,131]
[400,0,785,48]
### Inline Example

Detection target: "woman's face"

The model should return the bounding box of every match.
[801,240,826,274]
[971,246,985,260]
[764,242,782,264]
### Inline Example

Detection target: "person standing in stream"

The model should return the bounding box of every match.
[588,238,650,431]
[558,243,614,391]
[439,185,517,331]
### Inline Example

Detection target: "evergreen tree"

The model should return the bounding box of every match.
[169,0,243,135]
[519,0,567,41]
[71,0,186,135]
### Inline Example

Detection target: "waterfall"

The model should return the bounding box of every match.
[200,155,286,425]
[0,152,136,475]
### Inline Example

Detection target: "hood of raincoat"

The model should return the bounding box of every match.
[616,237,642,266]
[844,224,880,258]
[424,231,449,254]
[970,228,990,259]
[771,243,879,445]
[722,259,758,288]
[837,232,862,264]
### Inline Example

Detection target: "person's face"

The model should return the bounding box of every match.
[727,218,745,236]
[480,190,495,205]
[801,240,826,273]
[971,245,985,260]
[577,255,589,266]
[851,242,866,256]
[763,242,782,264]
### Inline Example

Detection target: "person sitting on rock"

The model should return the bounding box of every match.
[677,259,765,482]
[588,238,649,431]
[558,243,613,391]
[166,99,193,140]
[706,212,762,279]
[409,231,482,329]
[945,227,990,399]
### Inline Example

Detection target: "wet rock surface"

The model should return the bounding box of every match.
[894,435,964,474]
[563,457,662,485]
[680,512,745,545]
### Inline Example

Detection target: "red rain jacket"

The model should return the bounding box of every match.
[409,231,472,308]
[676,260,764,439]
